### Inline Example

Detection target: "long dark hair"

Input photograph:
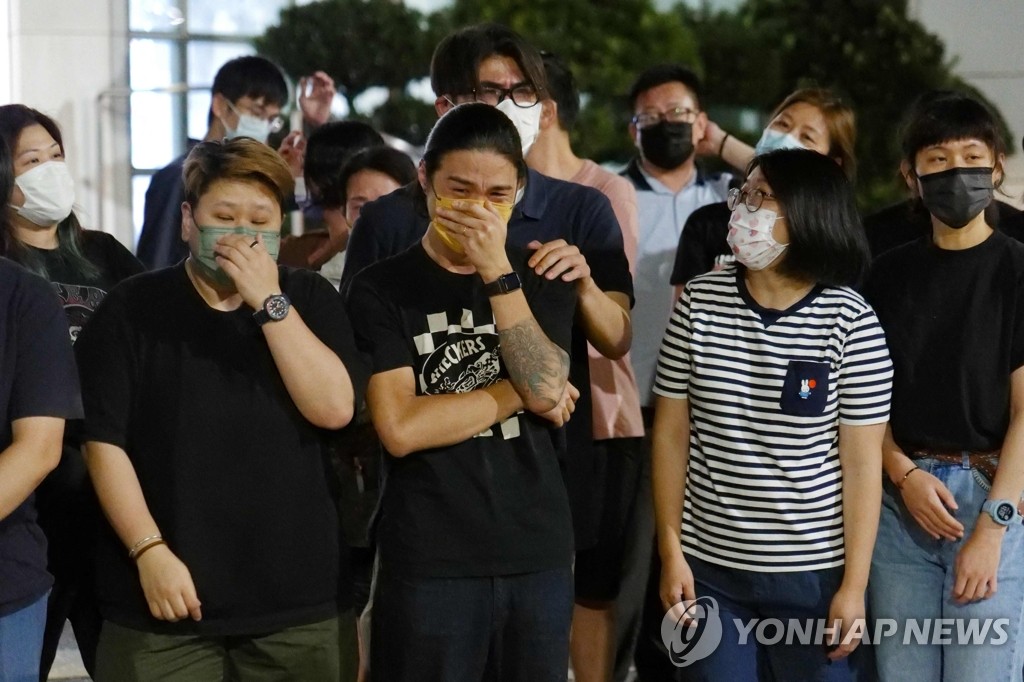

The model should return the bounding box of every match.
[0,104,98,280]
[750,148,868,287]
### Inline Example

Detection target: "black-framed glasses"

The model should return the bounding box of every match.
[469,84,540,108]
[631,107,699,129]
[727,187,778,214]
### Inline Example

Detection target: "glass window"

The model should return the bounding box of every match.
[132,174,154,247]
[186,0,290,36]
[188,91,212,141]
[130,39,179,90]
[186,41,254,88]
[130,0,184,33]
[131,92,178,169]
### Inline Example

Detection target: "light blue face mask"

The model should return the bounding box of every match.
[192,225,281,286]
[754,127,807,156]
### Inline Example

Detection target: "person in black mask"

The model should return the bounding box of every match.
[864,90,1024,682]
[617,63,732,679]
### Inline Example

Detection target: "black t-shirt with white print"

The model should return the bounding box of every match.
[347,243,576,578]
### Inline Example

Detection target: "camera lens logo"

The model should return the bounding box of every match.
[660,596,723,668]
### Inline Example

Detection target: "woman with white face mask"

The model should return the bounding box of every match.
[674,89,857,290]
[652,148,892,680]
[0,104,144,681]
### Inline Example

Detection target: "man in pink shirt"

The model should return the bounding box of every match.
[527,51,644,682]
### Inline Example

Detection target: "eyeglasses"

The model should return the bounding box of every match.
[631,107,699,129]
[227,100,286,133]
[466,84,540,108]
[727,187,778,214]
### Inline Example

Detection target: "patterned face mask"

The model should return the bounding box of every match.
[726,204,787,271]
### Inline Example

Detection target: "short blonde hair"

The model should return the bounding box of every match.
[183,138,294,213]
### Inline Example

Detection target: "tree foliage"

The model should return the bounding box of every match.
[257,0,1010,210]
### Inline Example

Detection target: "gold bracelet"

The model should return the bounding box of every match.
[895,466,920,491]
[128,534,163,560]
[132,539,166,562]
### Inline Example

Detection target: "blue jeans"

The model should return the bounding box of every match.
[370,566,573,682]
[869,457,1024,681]
[0,590,49,682]
[683,555,871,681]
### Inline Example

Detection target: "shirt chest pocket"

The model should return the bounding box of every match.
[779,360,831,417]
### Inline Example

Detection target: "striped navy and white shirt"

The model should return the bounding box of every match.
[654,267,892,572]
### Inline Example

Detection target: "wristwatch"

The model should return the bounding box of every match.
[981,499,1018,526]
[483,272,522,297]
[253,293,291,326]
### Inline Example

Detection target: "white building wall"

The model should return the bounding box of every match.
[3,0,133,245]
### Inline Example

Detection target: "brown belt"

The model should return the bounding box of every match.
[910,449,1000,487]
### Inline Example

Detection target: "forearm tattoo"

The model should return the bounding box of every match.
[498,319,569,410]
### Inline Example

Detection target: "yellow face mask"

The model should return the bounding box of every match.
[430,195,515,254]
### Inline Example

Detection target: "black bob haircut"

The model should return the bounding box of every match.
[749,148,868,288]
[430,23,548,101]
[900,89,1005,178]
[627,63,703,111]
[336,146,416,208]
[0,136,11,237]
[304,121,385,207]
[540,52,580,131]
[422,103,527,184]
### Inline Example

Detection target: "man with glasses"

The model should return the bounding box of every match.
[618,64,732,681]
[136,57,335,269]
[340,24,632,678]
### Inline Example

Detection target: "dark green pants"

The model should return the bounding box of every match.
[95,616,342,682]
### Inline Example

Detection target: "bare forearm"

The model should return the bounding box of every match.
[0,417,63,518]
[83,442,161,550]
[491,291,569,412]
[652,396,690,561]
[577,281,631,359]
[839,423,884,591]
[262,309,355,429]
[988,412,1024,505]
[371,380,523,457]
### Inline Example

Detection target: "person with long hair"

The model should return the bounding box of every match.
[865,91,1024,681]
[0,103,144,679]
[653,148,891,679]
[0,132,83,682]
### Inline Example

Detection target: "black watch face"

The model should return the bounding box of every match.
[266,296,289,320]
[996,503,1015,523]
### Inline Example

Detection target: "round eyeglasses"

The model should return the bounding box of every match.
[727,187,778,214]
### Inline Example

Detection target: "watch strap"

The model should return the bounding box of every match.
[982,499,1018,526]
[483,272,522,297]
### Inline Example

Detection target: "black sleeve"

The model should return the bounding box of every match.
[11,272,83,421]
[136,164,188,269]
[75,287,134,448]
[576,188,633,304]
[285,269,370,414]
[346,270,414,377]
[520,268,576,355]
[671,202,731,285]
[90,231,147,281]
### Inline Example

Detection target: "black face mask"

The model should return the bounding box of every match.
[918,166,994,229]
[639,121,694,170]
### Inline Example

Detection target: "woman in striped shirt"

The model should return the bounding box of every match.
[652,148,892,679]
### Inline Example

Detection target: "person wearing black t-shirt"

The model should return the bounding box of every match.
[0,132,83,682]
[349,104,577,680]
[0,104,145,679]
[76,138,366,682]
[864,92,1024,682]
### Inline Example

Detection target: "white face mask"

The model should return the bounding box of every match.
[726,204,787,271]
[12,161,76,226]
[224,104,273,144]
[495,99,542,155]
[754,127,806,156]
